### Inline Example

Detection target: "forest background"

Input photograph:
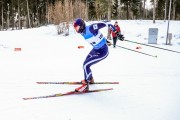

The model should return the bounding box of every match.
[0,0,179,32]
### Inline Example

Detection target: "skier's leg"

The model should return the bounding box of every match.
[76,46,108,92]
[83,46,109,82]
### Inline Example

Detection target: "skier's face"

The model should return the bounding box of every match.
[74,22,80,33]
[74,25,80,33]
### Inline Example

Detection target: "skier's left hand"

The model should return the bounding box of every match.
[106,40,112,46]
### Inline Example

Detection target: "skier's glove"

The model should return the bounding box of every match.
[106,40,112,46]
[116,32,125,41]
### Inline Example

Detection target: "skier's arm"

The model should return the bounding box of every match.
[89,22,117,35]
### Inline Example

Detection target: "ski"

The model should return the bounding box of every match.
[23,88,113,100]
[36,81,119,85]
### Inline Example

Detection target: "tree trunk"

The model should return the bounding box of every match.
[11,0,15,30]
[164,0,167,21]
[70,0,73,21]
[36,0,40,27]
[107,0,112,42]
[143,0,146,19]
[95,0,100,20]
[18,0,21,29]
[107,0,112,21]
[26,0,31,28]
[172,0,176,20]
[118,0,121,19]
[47,0,50,24]
[153,0,156,23]
[127,2,129,20]
[85,0,88,21]
[7,3,10,29]
[166,0,172,45]
[1,0,4,31]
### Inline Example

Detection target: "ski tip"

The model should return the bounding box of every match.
[112,82,119,84]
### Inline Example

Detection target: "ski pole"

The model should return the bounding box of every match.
[124,39,180,54]
[115,45,157,58]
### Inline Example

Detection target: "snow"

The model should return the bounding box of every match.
[0,20,180,120]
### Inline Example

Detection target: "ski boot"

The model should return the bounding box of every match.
[75,81,89,92]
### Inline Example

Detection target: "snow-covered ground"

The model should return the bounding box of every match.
[0,20,180,120]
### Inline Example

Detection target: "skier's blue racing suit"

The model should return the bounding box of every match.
[80,22,116,82]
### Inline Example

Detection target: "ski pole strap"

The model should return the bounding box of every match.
[115,45,157,58]
[124,39,180,54]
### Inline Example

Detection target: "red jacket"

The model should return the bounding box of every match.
[110,25,121,38]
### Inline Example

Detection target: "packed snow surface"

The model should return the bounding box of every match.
[0,20,180,120]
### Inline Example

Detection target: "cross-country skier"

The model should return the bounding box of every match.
[73,18,124,92]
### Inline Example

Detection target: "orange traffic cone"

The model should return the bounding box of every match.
[78,46,84,49]
[14,48,22,51]
[136,46,142,49]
